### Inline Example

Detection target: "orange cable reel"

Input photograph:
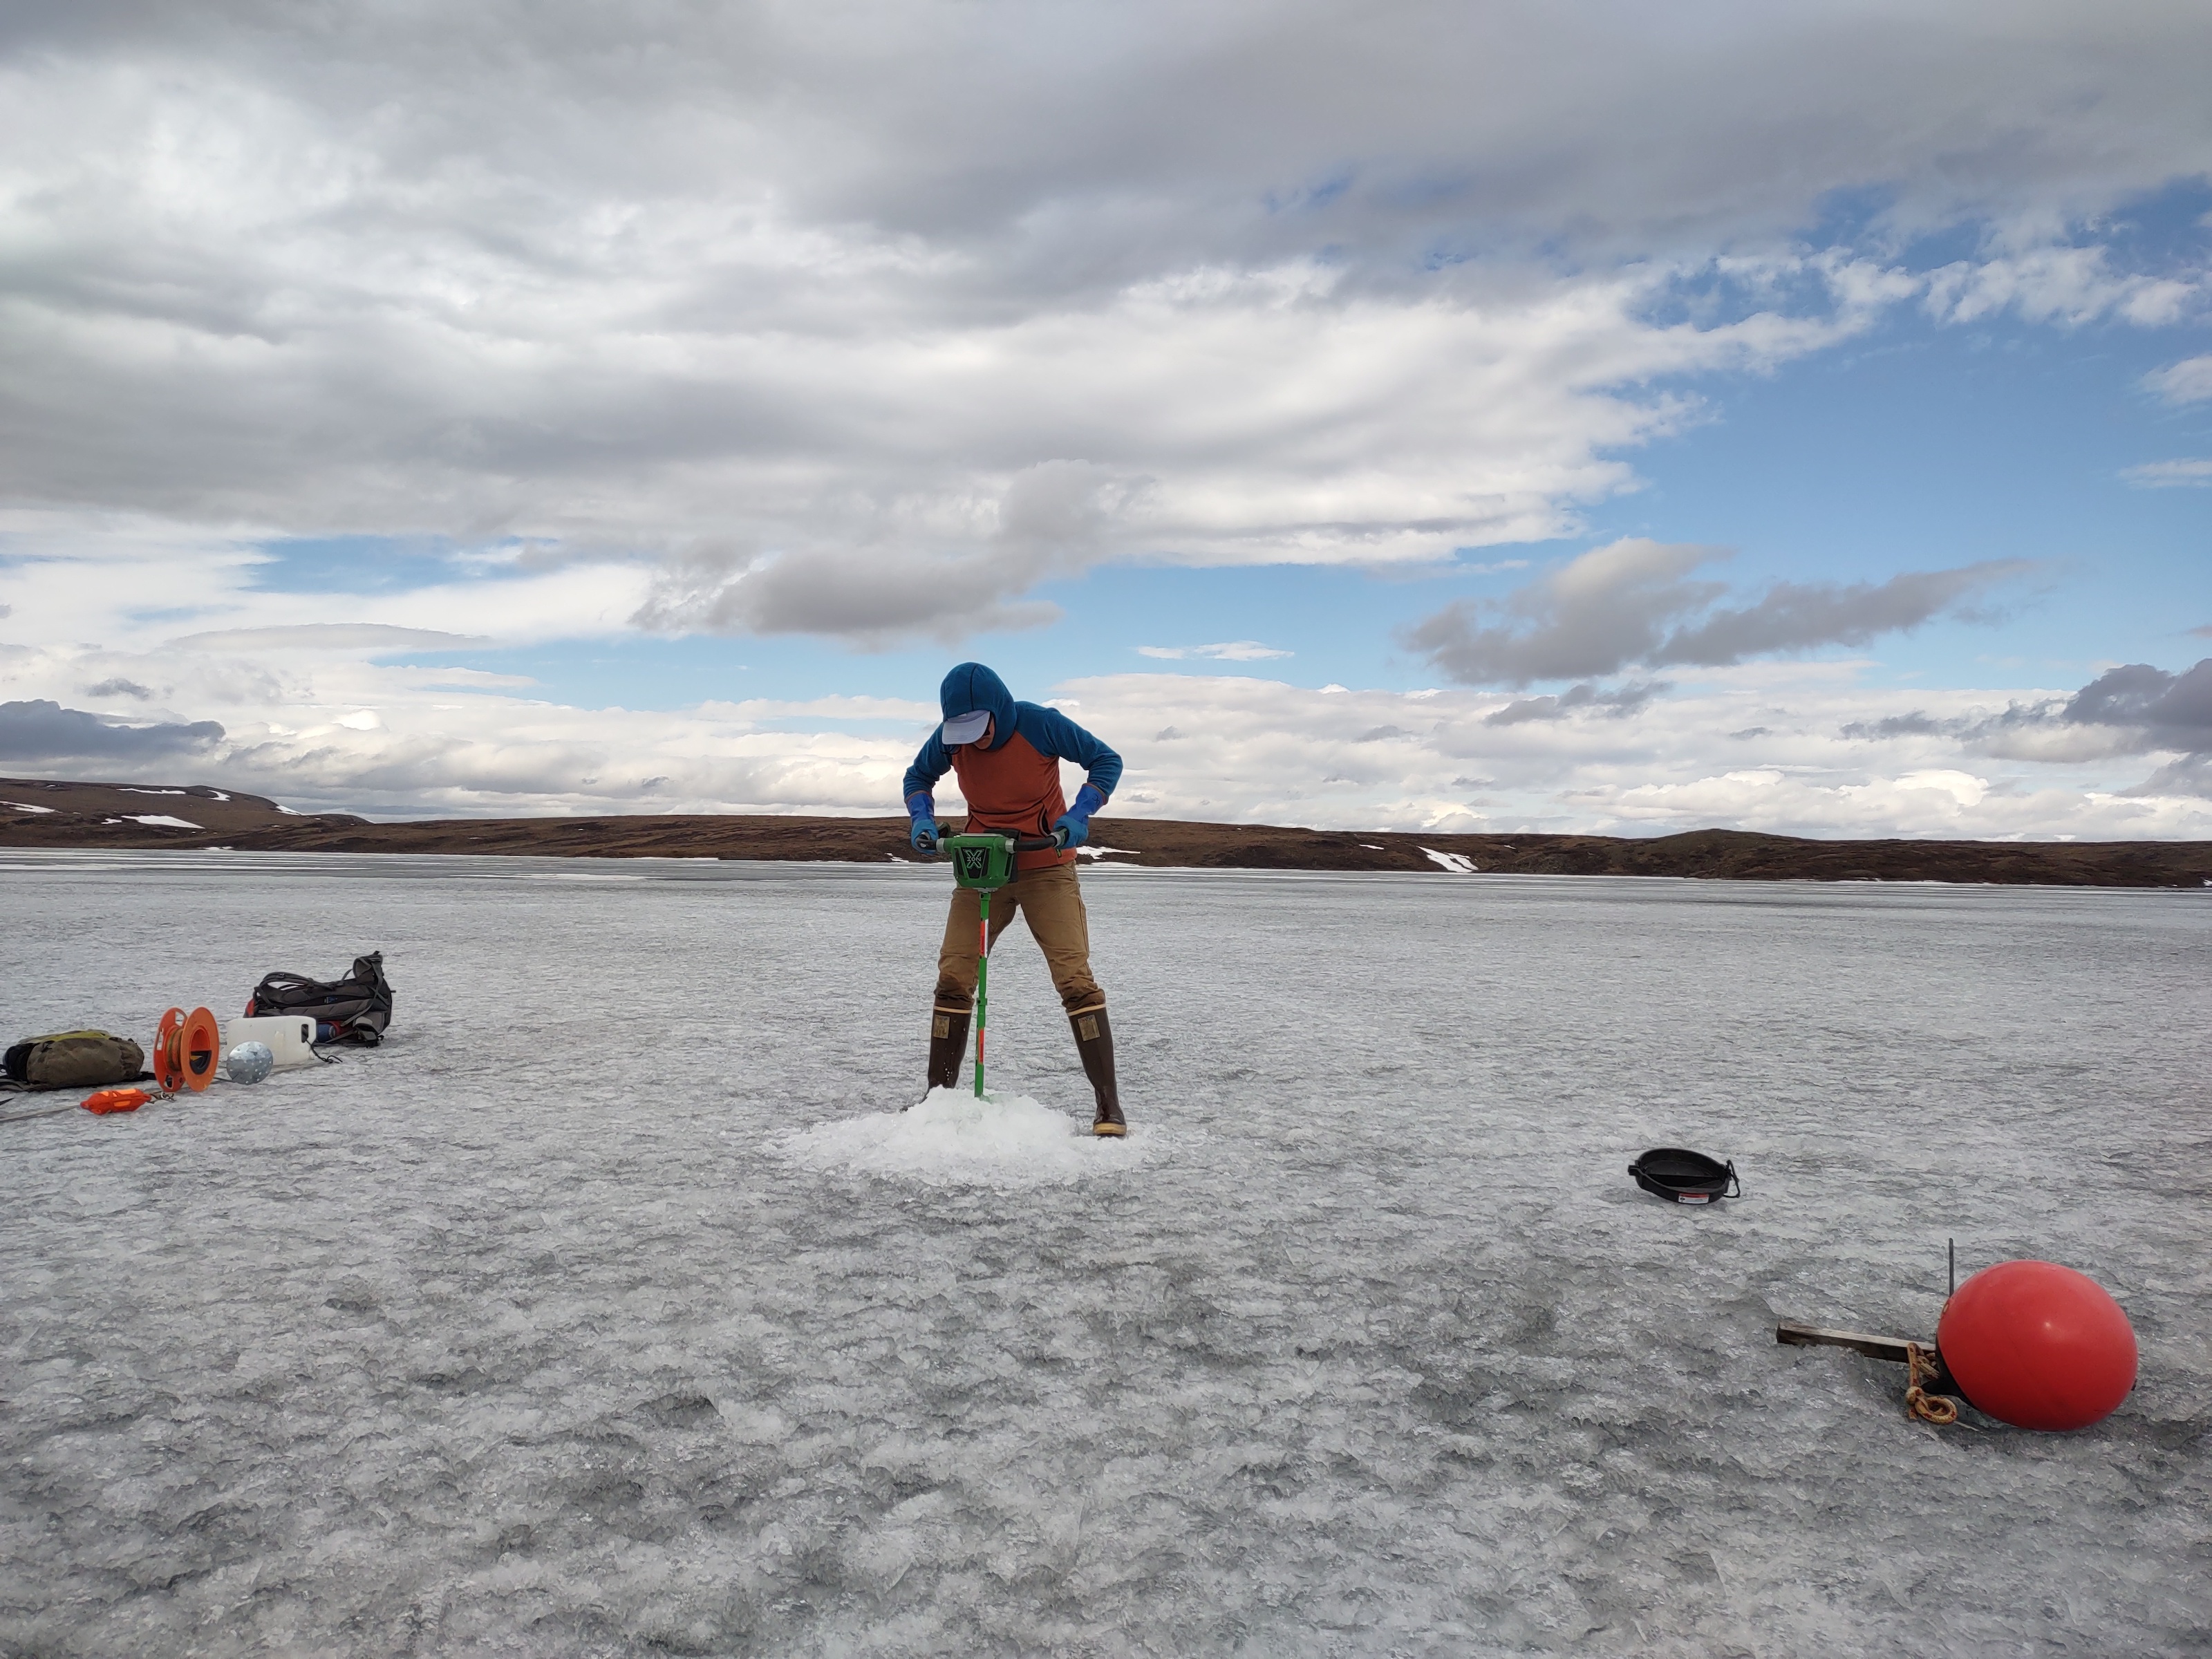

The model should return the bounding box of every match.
[152,1005,222,1093]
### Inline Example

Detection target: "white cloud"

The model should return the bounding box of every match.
[1,1,2206,825]
[2143,355,2212,405]
[1069,669,2212,837]
[1923,244,2199,328]
[2121,459,2212,489]
[1136,641,1293,661]
[1405,539,2036,686]
[3,628,2209,836]
[177,624,494,653]
[697,695,939,723]
[0,512,654,655]
[1597,765,2212,838]
[0,6,2205,643]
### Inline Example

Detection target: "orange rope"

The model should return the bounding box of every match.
[1904,1341,1960,1425]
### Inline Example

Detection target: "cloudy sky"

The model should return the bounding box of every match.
[2,0,2209,836]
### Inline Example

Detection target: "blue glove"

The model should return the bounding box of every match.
[1051,783,1107,850]
[906,791,941,854]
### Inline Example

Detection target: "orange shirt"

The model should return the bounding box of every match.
[953,731,1076,871]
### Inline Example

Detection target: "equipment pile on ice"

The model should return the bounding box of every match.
[1,949,393,1124]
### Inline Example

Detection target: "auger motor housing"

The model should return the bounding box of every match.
[944,833,1020,893]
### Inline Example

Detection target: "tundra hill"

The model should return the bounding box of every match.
[4,777,2209,888]
[0,777,366,838]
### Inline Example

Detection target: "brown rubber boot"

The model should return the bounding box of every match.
[919,1006,970,1104]
[1069,1008,1126,1136]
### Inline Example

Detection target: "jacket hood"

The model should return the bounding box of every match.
[939,662,1018,749]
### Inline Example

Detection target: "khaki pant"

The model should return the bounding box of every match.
[933,861,1105,1018]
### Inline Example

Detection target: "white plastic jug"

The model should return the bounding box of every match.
[221,1014,320,1071]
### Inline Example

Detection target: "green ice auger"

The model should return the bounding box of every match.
[941,832,1060,1097]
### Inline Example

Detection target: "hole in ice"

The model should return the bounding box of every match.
[784,1087,1155,1188]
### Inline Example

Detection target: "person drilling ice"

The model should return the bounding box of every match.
[903,662,1127,1135]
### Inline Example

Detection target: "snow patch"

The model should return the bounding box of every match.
[121,787,185,796]
[124,814,202,830]
[1422,847,1478,872]
[3,800,57,814]
[1361,843,1384,850]
[785,1087,1157,1188]
[1076,844,1137,860]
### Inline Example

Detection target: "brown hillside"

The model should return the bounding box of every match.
[3,777,2208,888]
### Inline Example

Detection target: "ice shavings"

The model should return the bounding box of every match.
[1422,846,1478,872]
[783,1086,1154,1187]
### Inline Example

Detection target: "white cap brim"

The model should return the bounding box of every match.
[940,710,991,744]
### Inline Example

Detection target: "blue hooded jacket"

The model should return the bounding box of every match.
[903,664,1122,863]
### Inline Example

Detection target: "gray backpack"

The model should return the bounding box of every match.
[243,951,393,1046]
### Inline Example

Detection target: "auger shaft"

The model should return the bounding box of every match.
[973,889,991,1096]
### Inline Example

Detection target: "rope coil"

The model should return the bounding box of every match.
[1904,1340,1960,1425]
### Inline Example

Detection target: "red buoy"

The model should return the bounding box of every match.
[1937,1259,2137,1432]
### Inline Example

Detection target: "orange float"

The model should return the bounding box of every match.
[82,1087,151,1115]
[152,1006,221,1093]
[1937,1259,2137,1432]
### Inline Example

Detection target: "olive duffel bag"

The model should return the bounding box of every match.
[2,1030,150,1090]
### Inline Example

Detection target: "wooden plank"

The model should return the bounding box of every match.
[1774,1320,1915,1364]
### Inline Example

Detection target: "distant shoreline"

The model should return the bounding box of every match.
[6,776,2209,889]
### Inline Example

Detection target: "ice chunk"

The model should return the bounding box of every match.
[784,1087,1154,1188]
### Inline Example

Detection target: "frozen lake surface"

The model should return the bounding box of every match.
[2,850,2208,1656]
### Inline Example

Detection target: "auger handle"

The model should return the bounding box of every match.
[946,833,1062,856]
